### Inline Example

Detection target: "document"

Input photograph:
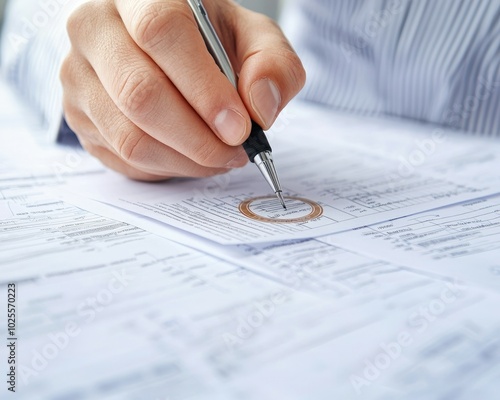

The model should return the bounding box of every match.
[3,79,500,399]
[3,189,500,399]
[320,194,500,292]
[65,103,500,244]
[0,178,330,398]
[2,152,499,399]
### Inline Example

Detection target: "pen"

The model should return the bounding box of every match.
[187,0,287,210]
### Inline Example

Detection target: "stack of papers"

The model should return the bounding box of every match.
[2,81,500,399]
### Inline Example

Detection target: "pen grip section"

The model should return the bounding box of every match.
[243,121,272,163]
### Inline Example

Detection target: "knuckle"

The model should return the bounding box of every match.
[66,2,99,43]
[288,53,307,91]
[62,102,79,130]
[115,131,149,164]
[189,80,219,114]
[116,69,160,119]
[278,48,307,93]
[256,13,278,29]
[63,108,101,148]
[59,55,73,86]
[132,3,194,51]
[62,102,86,136]
[60,51,84,88]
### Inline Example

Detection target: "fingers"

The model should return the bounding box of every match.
[115,0,251,145]
[61,51,236,179]
[231,8,307,129]
[64,109,167,181]
[65,1,248,175]
[83,141,170,181]
[63,0,304,182]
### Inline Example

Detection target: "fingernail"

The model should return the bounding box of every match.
[225,149,248,168]
[214,109,247,145]
[250,78,281,128]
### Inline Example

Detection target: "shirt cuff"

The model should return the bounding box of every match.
[56,116,81,146]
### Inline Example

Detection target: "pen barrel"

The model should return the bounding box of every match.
[243,121,272,163]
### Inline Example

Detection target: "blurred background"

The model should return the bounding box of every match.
[239,0,282,20]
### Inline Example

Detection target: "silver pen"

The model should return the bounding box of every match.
[187,0,287,209]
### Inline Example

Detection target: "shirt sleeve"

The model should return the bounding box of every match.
[280,0,500,137]
[0,0,84,142]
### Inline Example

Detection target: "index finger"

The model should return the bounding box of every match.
[115,0,251,146]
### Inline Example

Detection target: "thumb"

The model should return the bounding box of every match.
[230,8,306,130]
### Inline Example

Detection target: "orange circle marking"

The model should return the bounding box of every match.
[239,196,323,223]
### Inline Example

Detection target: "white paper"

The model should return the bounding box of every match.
[35,195,500,399]
[66,102,500,244]
[3,79,500,399]
[3,193,500,399]
[320,194,500,292]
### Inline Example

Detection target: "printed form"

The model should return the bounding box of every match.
[66,103,500,244]
[320,194,500,292]
[3,182,500,399]
[3,80,500,399]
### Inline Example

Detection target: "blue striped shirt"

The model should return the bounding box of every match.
[282,0,500,136]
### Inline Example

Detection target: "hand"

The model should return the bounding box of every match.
[61,0,306,180]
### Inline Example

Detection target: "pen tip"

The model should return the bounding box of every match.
[277,192,287,210]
